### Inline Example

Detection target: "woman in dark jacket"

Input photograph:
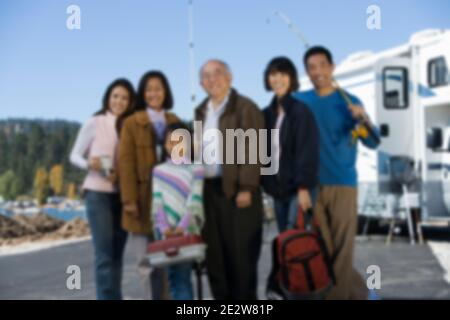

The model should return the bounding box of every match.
[262,57,320,232]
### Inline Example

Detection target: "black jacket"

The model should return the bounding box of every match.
[262,94,319,199]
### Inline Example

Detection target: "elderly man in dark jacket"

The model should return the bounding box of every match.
[195,59,264,300]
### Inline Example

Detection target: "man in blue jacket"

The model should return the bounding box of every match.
[294,46,380,299]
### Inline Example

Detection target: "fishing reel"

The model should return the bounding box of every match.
[350,118,380,145]
[351,121,370,144]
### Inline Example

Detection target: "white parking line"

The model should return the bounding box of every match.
[428,241,450,284]
[0,237,91,257]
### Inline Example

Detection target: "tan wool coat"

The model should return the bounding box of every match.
[118,110,180,235]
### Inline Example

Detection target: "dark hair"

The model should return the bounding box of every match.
[164,122,190,140]
[303,46,334,68]
[135,71,174,111]
[93,79,135,134]
[264,57,299,92]
[94,78,135,116]
[163,122,193,161]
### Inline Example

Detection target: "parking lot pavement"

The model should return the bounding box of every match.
[1,222,450,300]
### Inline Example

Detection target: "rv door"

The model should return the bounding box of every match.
[375,58,415,193]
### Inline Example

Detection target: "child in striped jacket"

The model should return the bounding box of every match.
[151,122,204,300]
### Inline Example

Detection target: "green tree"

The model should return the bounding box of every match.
[9,179,22,200]
[0,119,85,197]
[0,130,8,175]
[0,170,16,200]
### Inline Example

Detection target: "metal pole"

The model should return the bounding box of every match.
[188,0,196,110]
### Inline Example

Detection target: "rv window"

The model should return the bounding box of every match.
[383,67,409,109]
[428,57,449,88]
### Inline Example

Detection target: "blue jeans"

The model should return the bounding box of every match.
[274,196,298,232]
[274,189,317,233]
[85,190,128,300]
[168,262,194,300]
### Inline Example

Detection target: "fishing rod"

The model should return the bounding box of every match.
[269,11,380,145]
[269,11,310,49]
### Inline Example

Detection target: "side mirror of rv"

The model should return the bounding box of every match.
[426,127,443,150]
[380,124,389,137]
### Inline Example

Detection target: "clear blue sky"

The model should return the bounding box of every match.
[1,0,449,123]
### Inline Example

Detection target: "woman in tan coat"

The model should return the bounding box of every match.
[119,71,180,300]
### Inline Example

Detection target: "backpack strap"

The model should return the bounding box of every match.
[295,207,314,230]
[266,237,284,299]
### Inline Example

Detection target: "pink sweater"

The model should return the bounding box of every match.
[70,112,119,193]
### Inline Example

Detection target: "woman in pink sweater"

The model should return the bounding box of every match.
[70,79,135,300]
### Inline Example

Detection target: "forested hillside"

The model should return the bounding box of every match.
[0,119,84,201]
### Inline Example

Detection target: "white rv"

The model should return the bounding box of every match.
[300,29,450,228]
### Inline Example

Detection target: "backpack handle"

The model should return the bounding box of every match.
[295,207,315,230]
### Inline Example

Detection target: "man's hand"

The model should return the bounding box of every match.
[88,157,103,172]
[347,104,367,121]
[236,191,252,209]
[297,189,312,212]
[124,202,139,219]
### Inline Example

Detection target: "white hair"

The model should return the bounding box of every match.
[200,59,232,77]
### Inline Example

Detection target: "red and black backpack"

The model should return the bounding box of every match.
[267,207,335,300]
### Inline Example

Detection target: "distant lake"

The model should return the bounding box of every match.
[0,207,86,222]
[42,208,87,221]
[0,208,12,217]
